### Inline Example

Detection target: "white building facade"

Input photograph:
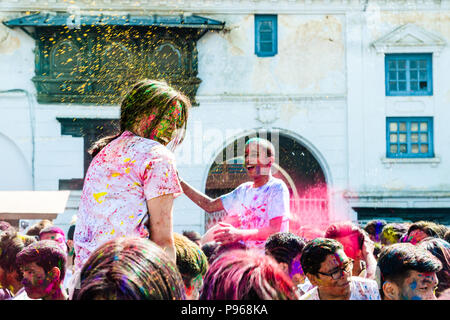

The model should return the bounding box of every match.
[1,0,450,235]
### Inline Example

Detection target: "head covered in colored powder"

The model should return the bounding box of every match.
[16,240,67,299]
[199,249,299,300]
[380,223,410,246]
[418,237,450,297]
[377,243,442,300]
[364,220,387,243]
[89,79,191,157]
[325,221,367,261]
[39,226,66,252]
[121,79,190,149]
[173,233,208,300]
[0,230,37,293]
[406,221,446,245]
[74,237,186,300]
[264,232,306,285]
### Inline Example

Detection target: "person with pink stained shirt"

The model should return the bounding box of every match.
[179,138,290,251]
[73,79,191,278]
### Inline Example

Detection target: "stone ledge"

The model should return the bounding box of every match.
[196,94,346,103]
[345,189,450,200]
[380,156,441,168]
[2,0,445,14]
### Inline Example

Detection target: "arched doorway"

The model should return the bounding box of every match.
[0,133,32,190]
[204,130,330,236]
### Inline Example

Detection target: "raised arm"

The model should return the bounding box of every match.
[361,236,378,280]
[179,179,224,213]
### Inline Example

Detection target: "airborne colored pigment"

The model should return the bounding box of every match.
[287,183,354,241]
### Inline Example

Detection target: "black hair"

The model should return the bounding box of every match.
[377,243,442,297]
[206,241,248,265]
[67,224,76,241]
[74,237,186,300]
[0,231,36,276]
[300,238,343,275]
[201,242,220,264]
[16,240,67,280]
[418,238,450,297]
[182,230,202,242]
[265,232,306,273]
[364,220,387,238]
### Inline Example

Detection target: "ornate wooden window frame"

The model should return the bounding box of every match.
[4,13,225,105]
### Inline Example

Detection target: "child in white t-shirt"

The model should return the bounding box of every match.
[180,138,290,250]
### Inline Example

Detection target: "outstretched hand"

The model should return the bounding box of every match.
[361,235,377,280]
[213,222,243,244]
[361,236,375,259]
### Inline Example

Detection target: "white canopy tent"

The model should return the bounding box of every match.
[0,191,70,229]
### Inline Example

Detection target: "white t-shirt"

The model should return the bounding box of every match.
[12,287,39,300]
[299,276,381,300]
[297,277,315,296]
[74,131,182,270]
[63,267,73,293]
[220,177,290,249]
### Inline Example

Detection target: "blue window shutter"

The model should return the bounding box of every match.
[385,53,433,96]
[255,15,277,57]
[386,117,434,158]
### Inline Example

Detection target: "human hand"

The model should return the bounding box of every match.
[213,222,242,244]
[361,236,375,259]
[361,235,377,279]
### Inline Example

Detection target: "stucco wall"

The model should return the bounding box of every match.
[2,2,450,233]
[359,10,450,194]
[197,14,346,95]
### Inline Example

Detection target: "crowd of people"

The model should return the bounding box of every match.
[1,79,449,301]
[1,218,449,300]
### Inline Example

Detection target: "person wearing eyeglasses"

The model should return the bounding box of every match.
[299,238,380,300]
